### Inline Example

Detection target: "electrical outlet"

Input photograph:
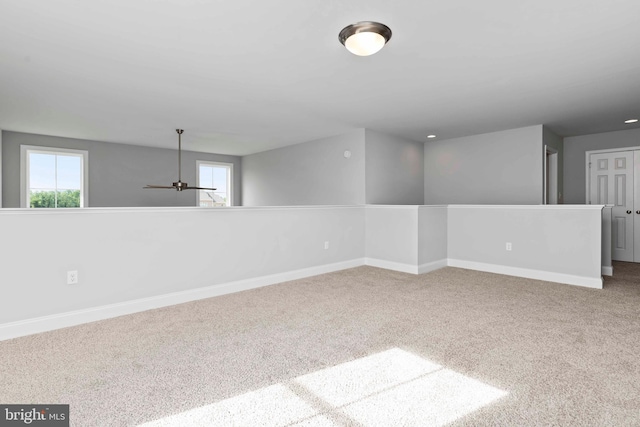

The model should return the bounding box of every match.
[324,241,330,250]
[67,270,78,285]
[506,242,512,251]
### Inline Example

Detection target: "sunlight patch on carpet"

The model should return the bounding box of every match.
[139,348,507,427]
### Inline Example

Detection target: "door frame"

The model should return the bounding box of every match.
[544,145,558,204]
[585,146,640,203]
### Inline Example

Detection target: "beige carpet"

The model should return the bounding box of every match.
[1,263,640,426]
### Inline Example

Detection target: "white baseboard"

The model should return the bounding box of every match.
[365,258,418,274]
[447,259,603,289]
[0,258,366,341]
[1,255,605,341]
[602,266,613,276]
[418,259,448,274]
[364,258,448,275]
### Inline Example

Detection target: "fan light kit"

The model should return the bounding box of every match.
[144,129,216,192]
[339,21,392,56]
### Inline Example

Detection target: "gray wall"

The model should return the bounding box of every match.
[365,130,424,204]
[241,130,366,206]
[542,126,564,203]
[563,128,640,204]
[418,206,448,267]
[365,206,419,266]
[424,125,543,204]
[1,131,241,208]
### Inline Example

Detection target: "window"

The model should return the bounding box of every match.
[197,161,233,207]
[21,145,88,208]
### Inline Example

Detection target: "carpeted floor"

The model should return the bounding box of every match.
[1,262,640,426]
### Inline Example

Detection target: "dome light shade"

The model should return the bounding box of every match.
[339,21,392,56]
[345,32,386,56]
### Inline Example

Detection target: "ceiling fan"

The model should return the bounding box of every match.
[144,129,216,192]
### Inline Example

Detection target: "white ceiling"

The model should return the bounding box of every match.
[1,0,639,155]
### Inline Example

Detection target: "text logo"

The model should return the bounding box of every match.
[0,405,69,427]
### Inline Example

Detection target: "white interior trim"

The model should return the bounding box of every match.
[585,146,640,204]
[2,254,606,341]
[366,205,449,209]
[0,258,365,341]
[586,146,640,155]
[364,258,449,275]
[196,159,234,206]
[447,205,603,210]
[447,259,603,289]
[365,258,418,274]
[20,144,89,208]
[0,205,365,215]
[544,145,558,204]
[418,259,449,274]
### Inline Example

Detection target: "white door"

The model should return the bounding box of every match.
[589,151,634,262]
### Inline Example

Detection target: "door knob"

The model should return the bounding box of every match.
[627,210,632,214]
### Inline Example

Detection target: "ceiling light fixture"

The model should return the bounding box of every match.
[339,21,392,56]
[624,119,638,124]
[427,134,437,139]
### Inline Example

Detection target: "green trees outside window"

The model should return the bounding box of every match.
[23,147,87,208]
[29,190,81,208]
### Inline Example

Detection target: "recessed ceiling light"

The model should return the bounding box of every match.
[339,21,392,56]
[427,134,437,139]
[624,119,638,124]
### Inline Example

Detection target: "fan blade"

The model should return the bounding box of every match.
[144,185,177,189]
[187,186,217,190]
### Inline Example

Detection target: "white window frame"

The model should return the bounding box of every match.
[20,145,89,208]
[196,160,233,207]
